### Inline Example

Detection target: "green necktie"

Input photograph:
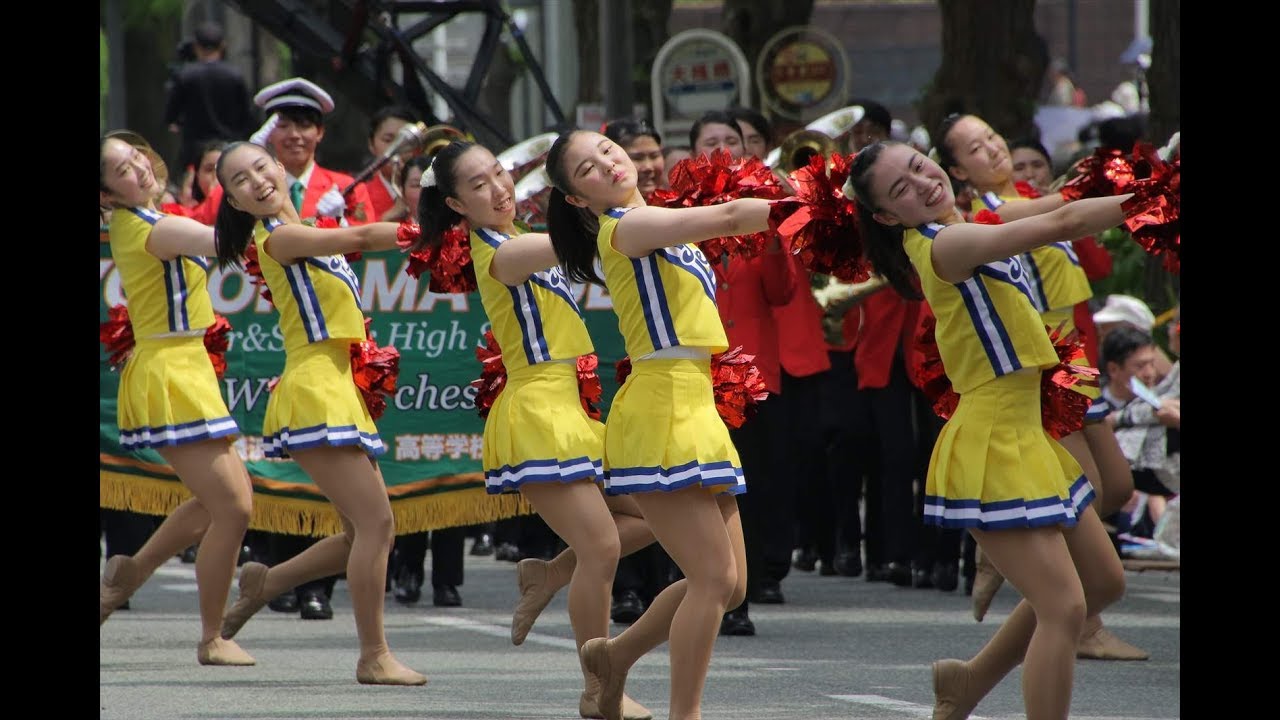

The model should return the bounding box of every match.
[290,181,305,212]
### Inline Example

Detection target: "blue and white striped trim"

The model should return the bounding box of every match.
[657,245,717,302]
[605,207,631,220]
[956,274,1022,376]
[509,283,550,364]
[162,258,192,332]
[1017,252,1051,312]
[285,263,328,342]
[923,474,1094,529]
[119,416,239,450]
[980,191,1005,210]
[304,256,361,303]
[484,456,604,494]
[1084,397,1111,423]
[129,207,163,225]
[262,423,386,458]
[605,459,746,496]
[631,255,678,350]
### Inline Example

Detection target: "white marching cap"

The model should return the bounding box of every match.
[253,77,335,114]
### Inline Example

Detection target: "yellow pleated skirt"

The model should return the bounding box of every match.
[117,335,239,450]
[603,358,745,496]
[923,369,1093,529]
[262,338,384,458]
[482,361,605,494]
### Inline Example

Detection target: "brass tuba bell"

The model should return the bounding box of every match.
[775,129,838,174]
[419,124,468,161]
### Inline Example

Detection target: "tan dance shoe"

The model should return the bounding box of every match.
[971,546,1005,622]
[579,689,654,720]
[511,558,558,645]
[100,554,143,625]
[932,658,980,720]
[355,656,428,686]
[219,562,270,640]
[1077,618,1150,661]
[197,637,257,666]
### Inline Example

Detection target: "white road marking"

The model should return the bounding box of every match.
[159,583,199,593]
[421,615,578,649]
[829,694,977,718]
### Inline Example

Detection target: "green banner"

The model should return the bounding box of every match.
[100,238,628,535]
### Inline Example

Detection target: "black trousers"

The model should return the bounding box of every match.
[841,351,919,567]
[100,509,158,559]
[731,392,793,595]
[612,544,679,605]
[390,527,465,588]
[820,351,866,557]
[267,534,338,600]
[786,370,836,563]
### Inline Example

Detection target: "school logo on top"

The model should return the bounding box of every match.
[975,255,1035,305]
[529,264,582,314]
[306,255,361,302]
[657,244,717,301]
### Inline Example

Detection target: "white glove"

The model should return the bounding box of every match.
[249,113,279,146]
[316,184,347,218]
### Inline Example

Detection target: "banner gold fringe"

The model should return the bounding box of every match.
[100,470,534,537]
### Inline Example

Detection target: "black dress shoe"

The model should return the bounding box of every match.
[180,545,198,564]
[834,550,863,578]
[792,548,818,572]
[719,607,755,636]
[610,589,645,624]
[237,545,252,566]
[932,560,960,593]
[864,563,889,582]
[817,560,838,576]
[299,592,333,620]
[887,562,913,587]
[751,582,785,604]
[493,543,521,562]
[912,565,935,589]
[268,592,299,613]
[394,568,423,604]
[469,534,494,556]
[432,585,462,607]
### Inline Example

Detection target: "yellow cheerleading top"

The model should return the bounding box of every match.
[109,207,215,338]
[904,222,1058,394]
[972,191,1092,311]
[471,227,594,371]
[597,207,728,358]
[253,218,366,352]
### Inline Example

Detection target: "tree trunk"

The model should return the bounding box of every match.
[918,0,1046,140]
[633,0,674,116]
[720,0,815,106]
[1142,0,1180,313]
[477,44,522,150]
[574,0,601,105]
[125,22,183,176]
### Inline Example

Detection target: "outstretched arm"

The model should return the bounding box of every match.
[491,233,559,286]
[988,193,1067,222]
[611,198,773,258]
[147,215,217,260]
[264,222,404,265]
[930,194,1133,283]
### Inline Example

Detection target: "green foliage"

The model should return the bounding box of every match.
[121,0,184,28]
[100,29,109,132]
[1091,226,1147,300]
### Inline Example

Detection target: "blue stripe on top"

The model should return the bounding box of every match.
[1017,252,1051,311]
[606,207,630,219]
[656,245,717,302]
[128,207,163,225]
[510,283,550,364]
[980,192,1005,210]
[631,256,677,350]
[162,259,190,332]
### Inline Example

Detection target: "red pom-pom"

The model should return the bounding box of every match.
[99,305,135,370]
[349,319,400,421]
[158,202,197,218]
[577,353,604,420]
[972,209,1004,226]
[1040,323,1101,439]
[907,313,960,420]
[650,149,788,264]
[615,356,633,387]
[240,242,274,305]
[470,329,507,419]
[771,153,871,282]
[1013,181,1043,199]
[203,314,233,379]
[399,221,477,293]
[1060,147,1139,201]
[1121,147,1180,273]
[710,346,770,429]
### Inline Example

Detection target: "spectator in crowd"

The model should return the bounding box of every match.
[164,21,256,174]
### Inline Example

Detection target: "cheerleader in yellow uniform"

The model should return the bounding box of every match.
[544,129,779,720]
[410,140,657,720]
[99,131,256,666]
[846,140,1135,719]
[936,113,1146,660]
[210,141,426,686]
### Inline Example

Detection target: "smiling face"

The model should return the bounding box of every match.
[943,115,1012,191]
[864,143,955,229]
[218,143,289,217]
[443,145,516,230]
[269,113,324,176]
[100,137,161,209]
[693,122,744,159]
[623,135,664,196]
[558,131,637,211]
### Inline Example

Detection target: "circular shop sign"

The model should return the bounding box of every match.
[757,26,850,120]
[657,30,747,119]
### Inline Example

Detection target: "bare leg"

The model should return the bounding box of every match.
[512,490,655,645]
[585,489,745,720]
[1080,424,1134,517]
[934,508,1125,719]
[101,497,211,624]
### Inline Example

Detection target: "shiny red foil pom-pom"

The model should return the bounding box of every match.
[972,209,1004,226]
[771,153,871,282]
[1040,323,1101,439]
[1060,147,1139,201]
[1121,146,1180,273]
[470,330,507,420]
[399,221,477,293]
[99,305,136,370]
[241,242,274,305]
[203,314,233,379]
[349,318,401,421]
[649,149,788,265]
[1013,180,1043,199]
[615,356,633,387]
[710,346,770,429]
[577,353,604,420]
[908,313,960,420]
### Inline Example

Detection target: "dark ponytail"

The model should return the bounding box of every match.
[412,140,474,254]
[212,141,260,270]
[544,131,604,285]
[847,142,922,300]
